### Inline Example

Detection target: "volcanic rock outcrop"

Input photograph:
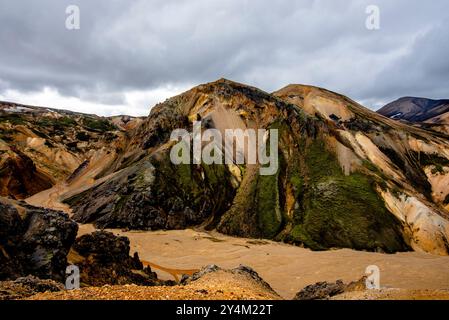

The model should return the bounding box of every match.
[69,231,166,287]
[293,277,366,300]
[0,197,78,281]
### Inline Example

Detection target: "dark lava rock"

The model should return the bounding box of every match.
[21,207,79,281]
[72,231,168,287]
[0,201,26,279]
[73,230,132,263]
[0,275,64,300]
[0,199,78,282]
[294,277,367,300]
[294,280,346,300]
[67,157,235,232]
[230,265,276,293]
[181,264,221,284]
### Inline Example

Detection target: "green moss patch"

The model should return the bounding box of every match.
[0,114,27,125]
[284,139,409,253]
[37,116,76,128]
[82,117,116,132]
[255,168,282,238]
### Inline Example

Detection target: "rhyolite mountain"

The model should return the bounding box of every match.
[378,97,449,135]
[1,80,449,255]
[0,101,143,199]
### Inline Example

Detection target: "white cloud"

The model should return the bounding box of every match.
[0,85,191,116]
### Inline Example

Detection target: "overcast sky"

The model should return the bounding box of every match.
[0,0,448,116]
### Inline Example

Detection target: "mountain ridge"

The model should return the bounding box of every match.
[377,97,449,135]
[1,79,449,255]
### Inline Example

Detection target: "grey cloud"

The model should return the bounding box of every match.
[0,0,448,113]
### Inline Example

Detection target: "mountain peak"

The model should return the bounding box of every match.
[378,97,449,131]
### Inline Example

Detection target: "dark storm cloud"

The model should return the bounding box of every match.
[369,19,449,105]
[0,0,448,113]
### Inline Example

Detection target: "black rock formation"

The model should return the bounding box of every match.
[0,199,78,282]
[71,231,172,287]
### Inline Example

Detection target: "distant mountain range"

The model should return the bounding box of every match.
[1,80,449,256]
[378,97,449,135]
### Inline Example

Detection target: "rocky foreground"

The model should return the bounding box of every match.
[0,197,169,299]
[27,265,281,300]
[1,197,448,300]
[23,271,449,301]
